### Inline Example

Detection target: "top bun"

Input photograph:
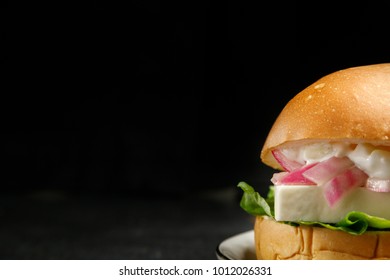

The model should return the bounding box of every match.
[261,63,390,170]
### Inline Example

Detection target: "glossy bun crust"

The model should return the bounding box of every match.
[255,216,390,260]
[261,63,390,170]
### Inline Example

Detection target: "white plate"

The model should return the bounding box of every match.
[216,230,257,260]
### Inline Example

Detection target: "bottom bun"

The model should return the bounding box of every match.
[255,216,390,260]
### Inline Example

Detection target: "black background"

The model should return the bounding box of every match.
[1,1,390,259]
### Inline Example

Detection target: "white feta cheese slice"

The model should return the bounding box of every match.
[275,185,390,223]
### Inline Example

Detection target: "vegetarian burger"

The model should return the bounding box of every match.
[238,63,390,260]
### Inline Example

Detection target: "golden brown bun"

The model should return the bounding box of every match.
[261,63,390,170]
[255,216,390,260]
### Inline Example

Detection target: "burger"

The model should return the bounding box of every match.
[238,63,390,260]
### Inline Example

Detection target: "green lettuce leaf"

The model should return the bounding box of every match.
[237,181,390,235]
[237,181,274,217]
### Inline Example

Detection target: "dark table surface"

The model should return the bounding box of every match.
[0,186,255,260]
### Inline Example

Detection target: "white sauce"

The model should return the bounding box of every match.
[348,144,390,180]
[280,143,390,180]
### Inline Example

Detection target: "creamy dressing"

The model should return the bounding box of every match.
[280,143,390,180]
[348,144,390,179]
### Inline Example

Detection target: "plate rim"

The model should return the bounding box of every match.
[215,230,256,260]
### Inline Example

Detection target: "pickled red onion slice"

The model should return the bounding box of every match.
[366,178,390,192]
[302,156,354,185]
[323,167,368,207]
[272,149,303,172]
[272,163,317,185]
[271,172,288,185]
